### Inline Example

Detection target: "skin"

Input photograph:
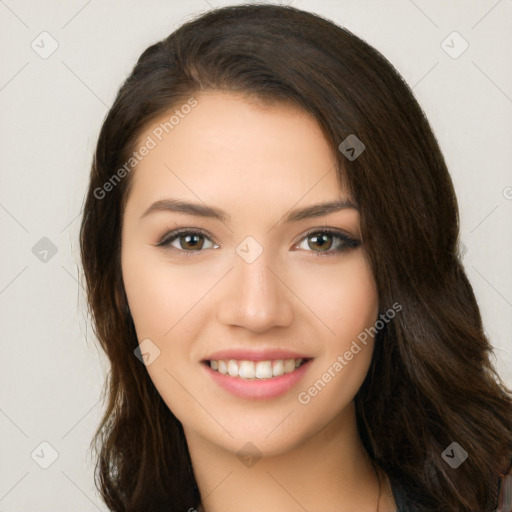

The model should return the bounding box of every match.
[121,92,397,511]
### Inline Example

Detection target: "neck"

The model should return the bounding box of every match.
[184,402,394,512]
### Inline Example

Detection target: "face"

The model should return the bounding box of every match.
[121,91,379,457]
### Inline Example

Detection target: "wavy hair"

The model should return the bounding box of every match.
[79,4,512,511]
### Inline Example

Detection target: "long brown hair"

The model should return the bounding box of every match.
[79,4,512,511]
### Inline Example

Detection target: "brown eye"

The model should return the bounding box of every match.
[307,233,334,252]
[296,229,361,256]
[157,230,218,252]
[178,233,205,250]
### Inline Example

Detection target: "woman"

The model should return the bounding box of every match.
[79,4,512,511]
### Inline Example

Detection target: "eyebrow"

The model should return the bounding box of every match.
[140,197,358,224]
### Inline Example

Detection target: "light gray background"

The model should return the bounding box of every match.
[1,0,511,510]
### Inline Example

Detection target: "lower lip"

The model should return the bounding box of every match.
[202,359,313,400]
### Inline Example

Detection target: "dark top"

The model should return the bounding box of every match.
[391,477,418,511]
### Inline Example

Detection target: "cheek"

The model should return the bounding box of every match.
[291,254,379,342]
[336,266,379,339]
[121,250,209,418]
[121,247,204,339]
[122,259,168,337]
[291,257,378,428]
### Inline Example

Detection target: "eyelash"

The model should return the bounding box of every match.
[155,227,361,257]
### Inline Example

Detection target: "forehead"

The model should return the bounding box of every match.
[125,92,348,213]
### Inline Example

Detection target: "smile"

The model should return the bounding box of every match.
[202,358,313,400]
[206,358,308,379]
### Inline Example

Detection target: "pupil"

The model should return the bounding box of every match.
[183,234,202,249]
[310,233,331,251]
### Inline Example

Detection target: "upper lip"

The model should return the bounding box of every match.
[203,348,312,362]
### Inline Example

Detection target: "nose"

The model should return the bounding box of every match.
[216,249,294,333]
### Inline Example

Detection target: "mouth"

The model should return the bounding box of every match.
[202,357,311,380]
[201,357,313,400]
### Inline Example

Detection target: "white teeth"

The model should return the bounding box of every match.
[218,360,228,374]
[239,360,256,379]
[255,361,273,379]
[227,359,239,377]
[284,359,296,373]
[272,360,284,377]
[208,358,305,379]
